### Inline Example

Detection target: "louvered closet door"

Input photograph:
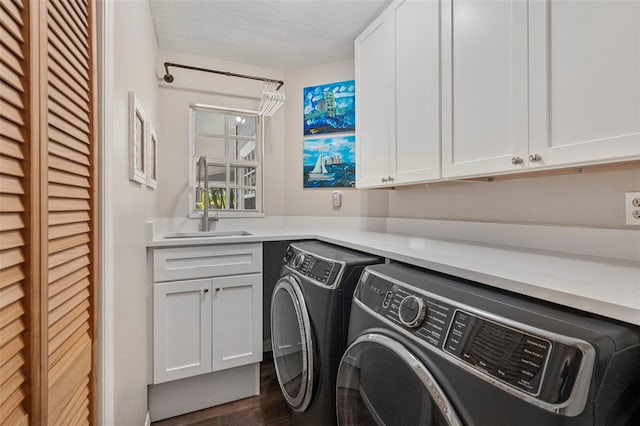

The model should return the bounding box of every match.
[43,0,96,424]
[0,0,31,424]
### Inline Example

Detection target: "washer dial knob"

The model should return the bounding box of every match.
[293,253,306,269]
[398,296,427,328]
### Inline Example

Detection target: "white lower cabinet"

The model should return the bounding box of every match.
[152,243,263,385]
[153,278,212,383]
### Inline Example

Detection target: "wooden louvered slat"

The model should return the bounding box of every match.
[48,243,89,269]
[0,212,23,231]
[0,43,24,78]
[0,137,25,161]
[0,193,24,211]
[49,0,87,50]
[0,61,24,93]
[49,233,89,255]
[47,1,88,57]
[51,376,88,426]
[51,0,87,40]
[48,113,90,145]
[49,183,90,200]
[0,264,23,288]
[0,297,24,325]
[0,384,26,424]
[0,331,24,364]
[0,318,24,349]
[49,222,89,240]
[48,322,87,370]
[0,24,23,60]
[1,98,24,127]
[48,288,89,328]
[47,24,87,78]
[0,117,24,143]
[0,229,24,250]
[1,369,26,407]
[49,169,90,189]
[49,155,90,176]
[0,4,22,42]
[0,0,24,25]
[48,304,88,355]
[48,267,89,298]
[47,47,89,100]
[48,337,90,408]
[49,127,90,155]
[49,198,90,212]
[61,386,89,426]
[49,99,90,136]
[0,247,24,270]
[48,71,89,115]
[48,255,89,284]
[0,80,24,109]
[0,155,23,177]
[49,211,89,226]
[48,277,88,318]
[2,406,28,426]
[0,174,25,194]
[0,348,23,382]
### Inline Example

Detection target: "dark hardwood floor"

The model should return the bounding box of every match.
[152,353,292,426]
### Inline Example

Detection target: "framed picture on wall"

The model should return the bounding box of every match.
[146,122,158,189]
[128,92,146,184]
[303,80,355,136]
[303,135,355,188]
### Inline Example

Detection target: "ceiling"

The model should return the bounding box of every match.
[149,0,392,70]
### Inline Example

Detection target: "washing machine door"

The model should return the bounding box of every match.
[337,333,463,426]
[270,275,314,412]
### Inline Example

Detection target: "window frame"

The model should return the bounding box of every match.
[188,103,265,218]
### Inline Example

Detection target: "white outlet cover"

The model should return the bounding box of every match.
[332,191,342,209]
[625,191,640,226]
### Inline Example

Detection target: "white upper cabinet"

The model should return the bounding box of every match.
[528,0,640,167]
[394,0,441,184]
[355,8,395,188]
[356,0,441,188]
[442,0,529,178]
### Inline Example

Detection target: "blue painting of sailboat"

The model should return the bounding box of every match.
[304,80,355,136]
[303,136,355,188]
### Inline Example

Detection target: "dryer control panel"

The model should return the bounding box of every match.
[283,245,340,287]
[354,268,585,404]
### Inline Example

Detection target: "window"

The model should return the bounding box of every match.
[190,105,263,216]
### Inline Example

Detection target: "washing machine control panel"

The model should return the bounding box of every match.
[284,246,339,286]
[355,270,580,400]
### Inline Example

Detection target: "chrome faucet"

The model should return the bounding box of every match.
[196,156,219,231]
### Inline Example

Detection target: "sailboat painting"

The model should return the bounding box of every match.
[304,80,355,136]
[303,135,356,188]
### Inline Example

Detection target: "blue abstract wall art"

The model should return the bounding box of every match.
[303,135,356,188]
[303,80,355,136]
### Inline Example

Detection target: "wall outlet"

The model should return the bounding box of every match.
[625,191,640,226]
[332,191,342,209]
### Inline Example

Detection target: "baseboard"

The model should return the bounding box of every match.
[144,411,151,426]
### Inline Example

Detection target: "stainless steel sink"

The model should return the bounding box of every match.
[164,230,253,239]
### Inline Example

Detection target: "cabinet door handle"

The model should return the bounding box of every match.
[511,156,524,165]
[203,288,209,293]
[388,176,394,183]
[529,153,542,162]
[381,177,388,183]
[215,287,221,292]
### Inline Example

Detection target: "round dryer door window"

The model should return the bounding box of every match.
[337,334,463,426]
[270,276,314,412]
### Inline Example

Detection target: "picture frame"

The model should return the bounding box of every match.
[303,135,356,188]
[128,92,146,184]
[303,80,355,136]
[146,122,158,189]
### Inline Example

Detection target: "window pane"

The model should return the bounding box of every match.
[195,187,227,210]
[231,139,257,161]
[230,166,257,187]
[228,115,257,137]
[196,136,226,160]
[230,188,256,210]
[195,110,224,135]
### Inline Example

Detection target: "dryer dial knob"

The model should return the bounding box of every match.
[398,296,427,328]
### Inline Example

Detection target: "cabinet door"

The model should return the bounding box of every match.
[442,0,529,178]
[212,274,262,371]
[153,279,212,383]
[355,8,395,188]
[529,0,640,167]
[393,0,441,184]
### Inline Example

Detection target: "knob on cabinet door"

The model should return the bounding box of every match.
[381,177,388,183]
[511,156,524,165]
[529,154,542,162]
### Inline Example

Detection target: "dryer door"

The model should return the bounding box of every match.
[270,275,314,412]
[337,333,463,426]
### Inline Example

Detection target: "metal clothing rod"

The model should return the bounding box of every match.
[162,62,284,90]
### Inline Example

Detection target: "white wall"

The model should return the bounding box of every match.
[283,59,389,217]
[111,1,158,424]
[155,49,286,219]
[388,167,640,227]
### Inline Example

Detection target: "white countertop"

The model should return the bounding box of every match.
[147,218,640,326]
